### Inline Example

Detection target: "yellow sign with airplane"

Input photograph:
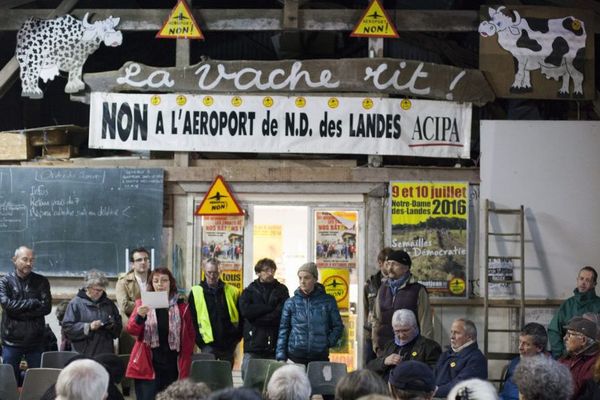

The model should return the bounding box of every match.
[157,0,204,40]
[351,0,399,38]
[195,175,244,216]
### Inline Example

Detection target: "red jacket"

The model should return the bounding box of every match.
[559,345,600,399]
[125,298,195,380]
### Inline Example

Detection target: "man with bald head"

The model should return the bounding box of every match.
[0,246,52,384]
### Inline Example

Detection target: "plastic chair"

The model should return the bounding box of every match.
[189,360,233,391]
[40,351,79,368]
[243,358,279,391]
[19,368,61,400]
[306,361,347,396]
[0,364,19,400]
[191,352,216,362]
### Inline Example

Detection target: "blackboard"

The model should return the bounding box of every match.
[0,168,163,277]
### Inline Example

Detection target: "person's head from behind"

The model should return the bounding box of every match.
[446,378,498,400]
[266,364,311,400]
[514,355,573,400]
[519,322,547,357]
[56,359,109,400]
[156,378,211,400]
[335,369,388,400]
[388,360,436,400]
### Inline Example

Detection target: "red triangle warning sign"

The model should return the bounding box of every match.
[194,176,244,216]
[351,0,399,38]
[156,0,204,40]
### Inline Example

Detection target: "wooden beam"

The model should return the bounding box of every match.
[0,9,480,32]
[0,0,79,98]
[282,0,299,30]
[0,0,34,8]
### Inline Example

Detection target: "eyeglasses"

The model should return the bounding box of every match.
[565,331,584,339]
[134,257,150,262]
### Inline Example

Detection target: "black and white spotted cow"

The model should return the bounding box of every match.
[479,6,586,98]
[16,13,122,99]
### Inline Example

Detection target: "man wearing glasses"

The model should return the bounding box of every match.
[189,258,242,366]
[116,247,151,360]
[558,317,599,399]
[0,245,52,385]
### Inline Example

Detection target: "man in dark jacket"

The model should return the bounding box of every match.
[188,258,242,366]
[0,245,52,385]
[239,258,289,378]
[276,262,344,364]
[363,247,391,366]
[434,318,487,398]
[367,309,441,381]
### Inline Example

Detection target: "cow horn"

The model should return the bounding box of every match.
[82,12,92,28]
[512,10,521,25]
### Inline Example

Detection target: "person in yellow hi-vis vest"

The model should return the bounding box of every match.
[188,257,242,367]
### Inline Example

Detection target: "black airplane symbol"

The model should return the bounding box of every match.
[325,279,343,288]
[209,192,228,201]
[367,12,382,19]
[175,13,189,21]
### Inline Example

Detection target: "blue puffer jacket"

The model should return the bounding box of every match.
[275,283,343,361]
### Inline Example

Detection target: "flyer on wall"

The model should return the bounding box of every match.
[389,182,469,297]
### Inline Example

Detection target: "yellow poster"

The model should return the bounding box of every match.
[390,182,468,297]
[320,268,350,310]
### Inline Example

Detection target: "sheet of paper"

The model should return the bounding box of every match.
[141,290,169,309]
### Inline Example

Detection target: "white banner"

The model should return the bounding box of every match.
[89,93,472,158]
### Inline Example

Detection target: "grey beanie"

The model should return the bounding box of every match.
[298,262,318,279]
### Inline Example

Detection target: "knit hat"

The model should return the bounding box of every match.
[298,262,318,279]
[389,360,435,392]
[386,250,412,268]
[564,317,598,340]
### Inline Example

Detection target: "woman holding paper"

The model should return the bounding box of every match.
[125,267,195,400]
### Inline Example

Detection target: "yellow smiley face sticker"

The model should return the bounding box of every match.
[401,99,412,110]
[203,96,214,106]
[263,96,274,108]
[150,96,161,106]
[176,95,187,106]
[362,98,374,110]
[572,19,581,31]
[327,97,339,109]
[411,351,418,357]
[450,362,456,368]
[231,96,242,107]
[295,97,306,108]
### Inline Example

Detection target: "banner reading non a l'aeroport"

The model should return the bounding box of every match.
[89,93,472,158]
[390,182,469,298]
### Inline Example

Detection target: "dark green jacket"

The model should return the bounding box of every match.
[548,288,600,358]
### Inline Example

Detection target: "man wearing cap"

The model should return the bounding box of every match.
[558,316,600,399]
[276,262,343,365]
[433,318,487,398]
[388,360,437,400]
[367,309,441,381]
[372,249,433,356]
[548,266,600,358]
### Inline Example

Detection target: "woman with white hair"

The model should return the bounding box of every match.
[266,364,311,400]
[513,356,573,400]
[367,309,441,381]
[56,359,109,400]
[62,269,122,357]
